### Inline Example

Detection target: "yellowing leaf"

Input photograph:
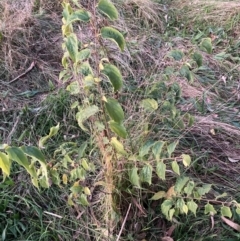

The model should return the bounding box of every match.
[183,204,188,214]
[156,161,166,180]
[152,141,165,161]
[140,164,152,185]
[129,167,141,188]
[68,9,91,23]
[65,33,78,62]
[167,141,178,158]
[101,26,125,51]
[0,152,11,176]
[175,176,189,193]
[150,191,166,200]
[171,160,180,175]
[204,203,217,215]
[110,137,127,155]
[141,98,158,112]
[161,200,173,220]
[97,0,118,20]
[187,200,198,216]
[166,186,176,199]
[39,123,60,148]
[84,187,91,196]
[221,206,232,218]
[184,181,195,196]
[62,174,68,185]
[81,158,90,171]
[182,154,191,167]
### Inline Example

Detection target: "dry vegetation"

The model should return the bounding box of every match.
[1,0,240,240]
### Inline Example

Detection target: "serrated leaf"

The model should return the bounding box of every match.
[221,206,232,218]
[0,152,11,176]
[200,38,212,54]
[180,65,194,82]
[109,121,127,139]
[111,137,127,155]
[187,200,198,216]
[171,160,180,175]
[169,49,184,61]
[176,198,185,211]
[66,33,78,62]
[68,9,91,23]
[67,81,80,95]
[140,164,152,185]
[175,176,189,193]
[184,181,195,196]
[101,26,125,51]
[192,52,203,67]
[182,154,191,167]
[150,191,166,200]
[76,105,99,132]
[102,64,123,91]
[167,141,178,158]
[97,0,118,20]
[39,123,60,148]
[77,49,91,62]
[161,200,173,219]
[156,161,166,180]
[204,203,217,215]
[139,140,154,157]
[129,167,141,188]
[141,98,158,112]
[197,184,212,196]
[104,98,124,123]
[152,141,165,161]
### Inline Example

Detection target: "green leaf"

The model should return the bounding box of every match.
[79,62,93,76]
[192,52,203,67]
[152,141,165,161]
[77,49,91,62]
[140,164,152,185]
[187,200,198,216]
[109,121,127,139]
[101,26,125,51]
[66,81,80,94]
[156,161,166,180]
[176,198,185,211]
[171,160,180,175]
[200,38,212,54]
[69,9,91,23]
[184,181,195,196]
[197,184,212,196]
[182,154,191,167]
[97,0,118,20]
[169,208,175,221]
[81,159,90,171]
[78,193,89,206]
[169,49,184,61]
[76,105,99,132]
[0,152,11,176]
[102,64,123,91]
[104,98,124,123]
[141,98,158,112]
[139,140,154,157]
[65,33,78,62]
[39,123,60,148]
[175,176,189,193]
[180,65,194,82]
[204,203,217,215]
[21,146,45,163]
[111,137,127,155]
[6,147,37,179]
[78,142,88,159]
[221,206,232,218]
[161,200,173,220]
[167,141,178,158]
[129,167,141,188]
[150,191,166,200]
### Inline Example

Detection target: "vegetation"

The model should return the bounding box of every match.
[1,0,240,240]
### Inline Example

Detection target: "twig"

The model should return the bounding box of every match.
[8,61,35,84]
[6,114,21,145]
[116,203,132,241]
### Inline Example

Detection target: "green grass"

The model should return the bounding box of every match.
[1,0,240,240]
